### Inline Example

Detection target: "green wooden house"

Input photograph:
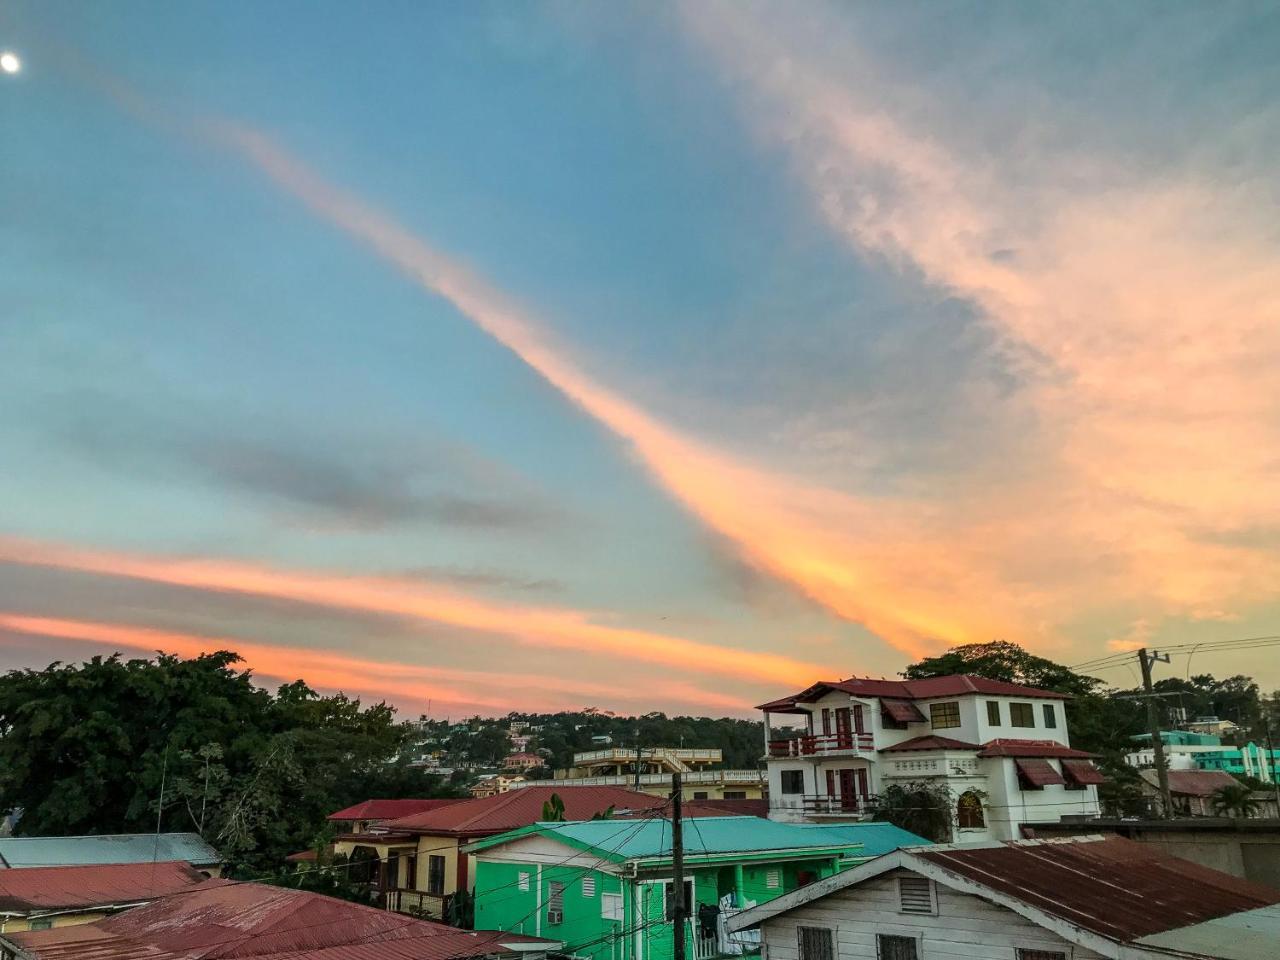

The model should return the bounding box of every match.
[467,816,927,960]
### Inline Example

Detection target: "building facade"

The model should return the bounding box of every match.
[468,817,921,960]
[1127,731,1280,784]
[760,676,1103,840]
[511,748,765,802]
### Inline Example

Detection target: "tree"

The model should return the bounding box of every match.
[868,780,955,842]
[540,793,566,822]
[1211,782,1260,818]
[468,725,513,765]
[0,652,459,874]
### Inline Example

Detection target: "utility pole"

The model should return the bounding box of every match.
[1138,648,1173,818]
[671,772,686,960]
[1264,714,1280,814]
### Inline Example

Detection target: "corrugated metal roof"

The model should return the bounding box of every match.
[758,675,1072,711]
[325,799,462,822]
[1060,759,1106,785]
[916,836,1280,942]
[9,879,558,960]
[791,822,930,857]
[1139,768,1241,797]
[0,834,221,869]
[878,735,981,753]
[1135,904,1280,959]
[381,785,670,836]
[978,739,1096,758]
[880,699,927,723]
[1014,758,1065,786]
[0,861,204,913]
[470,816,866,862]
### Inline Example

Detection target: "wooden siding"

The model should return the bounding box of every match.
[760,868,1108,960]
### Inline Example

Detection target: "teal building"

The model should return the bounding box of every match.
[468,816,927,960]
[1130,732,1279,783]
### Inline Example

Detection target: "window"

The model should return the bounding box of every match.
[986,701,1002,725]
[664,879,694,921]
[518,871,531,892]
[1010,702,1035,727]
[693,791,709,800]
[582,876,596,897]
[1017,951,1067,960]
[548,880,565,924]
[1042,704,1057,728]
[426,855,446,896]
[929,701,961,729]
[797,927,834,960]
[404,854,417,890]
[957,791,985,829]
[876,934,919,960]
[724,790,747,800]
[781,770,805,795]
[602,892,624,921]
[28,919,53,932]
[897,876,934,914]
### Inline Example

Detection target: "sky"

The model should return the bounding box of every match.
[2,1,1279,719]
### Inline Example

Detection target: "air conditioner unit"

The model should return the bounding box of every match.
[547,910,564,925]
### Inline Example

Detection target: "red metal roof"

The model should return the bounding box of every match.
[380,785,670,836]
[1142,769,1243,797]
[916,836,1280,942]
[9,880,556,960]
[1014,758,1065,786]
[1060,759,1106,785]
[0,861,204,914]
[978,738,1096,758]
[325,799,462,822]
[759,674,1071,711]
[879,735,982,753]
[681,799,769,818]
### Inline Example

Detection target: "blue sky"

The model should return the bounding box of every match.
[2,1,1279,716]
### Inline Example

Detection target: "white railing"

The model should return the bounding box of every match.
[510,770,763,789]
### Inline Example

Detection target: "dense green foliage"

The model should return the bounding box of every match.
[869,779,956,842]
[0,652,464,873]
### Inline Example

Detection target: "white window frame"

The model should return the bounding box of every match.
[601,892,624,921]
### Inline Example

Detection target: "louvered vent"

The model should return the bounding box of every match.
[898,876,934,914]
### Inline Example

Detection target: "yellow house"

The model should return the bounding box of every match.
[333,785,669,920]
[0,860,205,933]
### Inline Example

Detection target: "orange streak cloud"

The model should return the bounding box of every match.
[209,122,990,656]
[0,613,750,713]
[0,537,821,690]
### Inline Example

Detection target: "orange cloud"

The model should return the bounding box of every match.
[0,612,751,713]
[0,537,821,690]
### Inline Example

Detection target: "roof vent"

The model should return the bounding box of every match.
[898,876,934,914]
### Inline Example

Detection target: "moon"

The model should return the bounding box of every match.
[0,52,21,75]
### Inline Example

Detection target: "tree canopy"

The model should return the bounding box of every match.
[0,652,463,873]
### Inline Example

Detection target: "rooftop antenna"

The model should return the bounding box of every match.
[150,747,169,896]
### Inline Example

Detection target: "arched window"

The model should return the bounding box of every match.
[957,791,984,829]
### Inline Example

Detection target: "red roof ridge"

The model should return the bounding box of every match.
[879,735,982,753]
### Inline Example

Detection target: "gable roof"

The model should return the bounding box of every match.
[0,834,221,869]
[728,836,1280,957]
[380,786,669,836]
[326,799,462,822]
[6,879,559,960]
[466,816,872,865]
[878,735,982,753]
[0,861,204,915]
[1139,768,1242,797]
[759,674,1070,711]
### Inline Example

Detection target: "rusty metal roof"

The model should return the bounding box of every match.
[380,785,670,836]
[8,880,557,960]
[917,836,1280,942]
[0,861,204,914]
[1139,768,1242,797]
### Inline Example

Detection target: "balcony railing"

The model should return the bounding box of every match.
[382,888,451,919]
[768,733,875,758]
[772,793,867,815]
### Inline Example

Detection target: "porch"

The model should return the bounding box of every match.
[767,733,875,759]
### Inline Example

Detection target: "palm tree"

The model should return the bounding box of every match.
[1210,782,1260,818]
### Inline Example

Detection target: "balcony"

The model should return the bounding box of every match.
[768,732,875,758]
[770,793,868,818]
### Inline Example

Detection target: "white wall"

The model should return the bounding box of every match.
[759,868,1108,960]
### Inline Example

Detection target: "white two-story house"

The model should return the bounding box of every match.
[760,675,1103,840]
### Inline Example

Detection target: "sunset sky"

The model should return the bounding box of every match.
[3,1,1279,718]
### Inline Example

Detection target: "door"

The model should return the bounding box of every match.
[838,769,857,810]
[834,708,852,749]
[854,768,870,804]
[852,703,866,735]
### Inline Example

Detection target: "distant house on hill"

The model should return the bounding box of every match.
[0,833,222,876]
[0,860,204,932]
